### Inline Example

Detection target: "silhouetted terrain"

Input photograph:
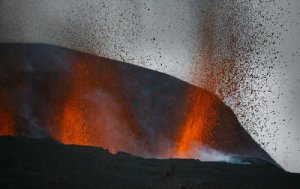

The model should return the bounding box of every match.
[0,136,299,189]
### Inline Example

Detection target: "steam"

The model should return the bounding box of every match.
[85,88,138,153]
[189,145,245,164]
[198,146,234,162]
[19,101,43,138]
[17,87,49,138]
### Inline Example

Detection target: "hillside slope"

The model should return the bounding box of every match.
[0,136,299,189]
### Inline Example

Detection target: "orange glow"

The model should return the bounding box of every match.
[59,92,93,146]
[54,62,139,154]
[0,102,15,136]
[57,63,97,146]
[176,90,218,158]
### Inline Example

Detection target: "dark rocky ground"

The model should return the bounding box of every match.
[0,136,299,189]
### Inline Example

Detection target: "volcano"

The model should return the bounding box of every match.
[0,43,274,164]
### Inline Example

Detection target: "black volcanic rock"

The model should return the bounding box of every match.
[0,43,274,164]
[0,136,299,189]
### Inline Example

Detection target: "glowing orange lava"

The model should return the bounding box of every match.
[176,90,218,158]
[54,61,140,154]
[56,62,102,146]
[0,102,15,136]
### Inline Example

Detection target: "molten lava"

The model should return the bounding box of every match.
[176,90,218,158]
[0,102,15,136]
[54,62,139,154]
[57,63,98,146]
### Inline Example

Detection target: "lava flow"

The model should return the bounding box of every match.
[57,63,97,146]
[176,89,219,158]
[0,106,14,136]
[0,95,15,136]
[53,61,140,154]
